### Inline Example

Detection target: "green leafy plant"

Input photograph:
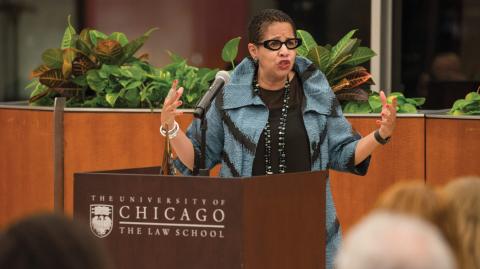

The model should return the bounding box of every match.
[295,29,426,113]
[449,87,480,115]
[342,92,425,113]
[162,51,218,107]
[297,29,376,102]
[222,37,241,69]
[27,16,217,109]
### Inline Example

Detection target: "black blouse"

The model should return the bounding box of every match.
[252,73,311,176]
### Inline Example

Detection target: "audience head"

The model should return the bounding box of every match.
[0,213,111,269]
[335,211,456,269]
[439,176,480,269]
[431,52,466,81]
[375,180,441,225]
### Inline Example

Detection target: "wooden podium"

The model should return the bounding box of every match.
[74,167,326,269]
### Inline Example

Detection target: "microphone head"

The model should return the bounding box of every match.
[215,70,231,84]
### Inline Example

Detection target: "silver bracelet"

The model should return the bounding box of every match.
[160,121,179,139]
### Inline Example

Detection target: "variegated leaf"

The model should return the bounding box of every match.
[72,54,96,76]
[39,69,77,88]
[31,65,50,78]
[94,39,122,64]
[329,29,357,66]
[62,48,77,78]
[296,29,318,57]
[60,15,76,49]
[335,88,370,102]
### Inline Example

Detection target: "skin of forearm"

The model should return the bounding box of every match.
[354,131,381,165]
[170,130,194,170]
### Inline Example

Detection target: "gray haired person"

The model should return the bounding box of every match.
[335,211,456,269]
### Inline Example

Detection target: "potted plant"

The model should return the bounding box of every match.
[448,87,480,115]
[27,16,217,109]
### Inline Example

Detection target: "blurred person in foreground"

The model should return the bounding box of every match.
[375,180,441,225]
[439,176,480,269]
[0,213,111,269]
[335,211,456,269]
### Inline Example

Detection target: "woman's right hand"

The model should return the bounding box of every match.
[161,79,184,130]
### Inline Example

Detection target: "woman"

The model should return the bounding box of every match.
[160,9,397,269]
[438,176,480,269]
[375,181,441,225]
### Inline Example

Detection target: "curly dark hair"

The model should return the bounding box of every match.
[248,9,296,44]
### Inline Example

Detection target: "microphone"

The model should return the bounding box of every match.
[193,70,230,119]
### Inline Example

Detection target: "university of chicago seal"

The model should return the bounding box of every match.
[90,204,113,238]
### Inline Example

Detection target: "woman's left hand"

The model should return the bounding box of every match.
[376,91,397,138]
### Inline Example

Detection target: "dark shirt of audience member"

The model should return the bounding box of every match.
[438,176,480,269]
[335,211,457,269]
[0,213,111,269]
[375,180,441,225]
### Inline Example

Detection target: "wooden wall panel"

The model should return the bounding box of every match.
[426,117,480,186]
[0,109,54,228]
[62,112,194,214]
[330,117,425,233]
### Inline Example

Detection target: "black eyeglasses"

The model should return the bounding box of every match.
[256,38,302,51]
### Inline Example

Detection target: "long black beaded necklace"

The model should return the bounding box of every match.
[253,71,290,175]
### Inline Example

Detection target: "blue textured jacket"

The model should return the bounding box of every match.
[175,56,370,269]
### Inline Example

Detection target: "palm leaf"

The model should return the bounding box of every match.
[296,29,318,57]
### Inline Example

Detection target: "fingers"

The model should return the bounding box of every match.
[174,87,184,103]
[163,100,183,112]
[161,80,185,129]
[164,80,184,106]
[380,90,387,106]
[391,96,398,114]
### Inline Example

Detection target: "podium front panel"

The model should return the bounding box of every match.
[74,172,243,269]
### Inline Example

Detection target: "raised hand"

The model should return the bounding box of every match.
[376,90,397,138]
[161,80,184,130]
